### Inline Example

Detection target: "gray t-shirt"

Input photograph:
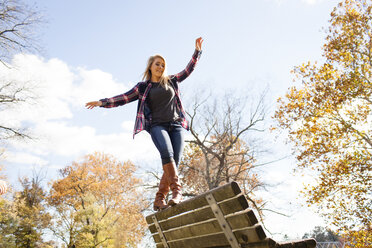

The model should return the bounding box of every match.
[148,83,179,124]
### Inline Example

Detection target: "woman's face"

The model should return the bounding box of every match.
[150,57,165,80]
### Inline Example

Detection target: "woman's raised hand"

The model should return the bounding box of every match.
[195,37,203,51]
[85,101,102,109]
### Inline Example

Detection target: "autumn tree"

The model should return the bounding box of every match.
[47,152,147,248]
[274,0,371,246]
[179,91,268,218]
[0,163,14,245]
[0,175,53,247]
[14,176,52,248]
[0,197,17,246]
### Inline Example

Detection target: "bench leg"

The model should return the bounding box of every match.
[164,162,182,206]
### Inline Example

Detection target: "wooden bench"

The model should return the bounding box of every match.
[146,181,316,248]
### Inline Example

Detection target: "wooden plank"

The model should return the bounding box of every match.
[155,236,277,248]
[241,238,277,248]
[276,242,294,248]
[234,225,267,243]
[153,224,266,245]
[148,206,214,234]
[156,232,228,248]
[149,195,252,234]
[152,219,222,243]
[219,195,249,215]
[293,242,307,248]
[146,181,242,224]
[294,239,316,248]
[166,219,222,242]
[149,207,258,234]
[176,238,277,248]
[150,196,250,242]
[304,239,316,248]
[226,209,258,229]
[277,239,316,248]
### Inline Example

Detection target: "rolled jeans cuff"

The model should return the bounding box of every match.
[162,157,175,165]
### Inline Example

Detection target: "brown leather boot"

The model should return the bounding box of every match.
[163,162,182,206]
[153,172,169,211]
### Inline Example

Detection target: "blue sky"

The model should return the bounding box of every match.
[1,0,340,243]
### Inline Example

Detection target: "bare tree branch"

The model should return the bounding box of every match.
[0,0,43,63]
[180,89,273,219]
[0,0,43,142]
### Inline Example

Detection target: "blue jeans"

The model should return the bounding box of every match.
[150,121,185,166]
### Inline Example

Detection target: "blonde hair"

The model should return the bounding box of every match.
[142,54,170,89]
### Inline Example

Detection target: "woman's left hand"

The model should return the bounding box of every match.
[195,37,203,51]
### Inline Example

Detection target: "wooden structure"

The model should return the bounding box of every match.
[146,181,316,248]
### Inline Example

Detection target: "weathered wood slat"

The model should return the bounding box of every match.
[146,181,241,224]
[155,237,277,248]
[146,181,317,248]
[240,238,277,248]
[150,196,250,241]
[234,225,266,243]
[148,206,214,234]
[153,224,266,246]
[293,243,307,248]
[148,196,253,234]
[277,239,316,248]
[162,219,222,242]
[277,243,294,248]
[149,210,259,244]
[226,209,258,229]
[219,195,249,214]
[179,238,277,248]
[155,232,228,248]
[303,239,316,248]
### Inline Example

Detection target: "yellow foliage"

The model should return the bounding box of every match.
[274,0,372,244]
[343,228,372,248]
[48,152,147,248]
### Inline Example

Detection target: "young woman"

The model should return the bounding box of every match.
[86,37,203,211]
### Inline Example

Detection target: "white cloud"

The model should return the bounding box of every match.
[301,0,325,5]
[121,120,135,132]
[1,54,158,167]
[3,151,48,166]
[0,54,132,122]
[71,68,130,107]
[13,120,158,163]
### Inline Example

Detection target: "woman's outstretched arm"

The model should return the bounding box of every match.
[85,83,140,109]
[172,37,204,83]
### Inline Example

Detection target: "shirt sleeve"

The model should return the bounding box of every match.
[171,49,202,83]
[99,83,140,108]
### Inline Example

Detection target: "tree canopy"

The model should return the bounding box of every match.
[47,152,147,248]
[274,0,371,246]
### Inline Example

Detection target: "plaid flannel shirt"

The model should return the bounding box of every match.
[100,49,202,138]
